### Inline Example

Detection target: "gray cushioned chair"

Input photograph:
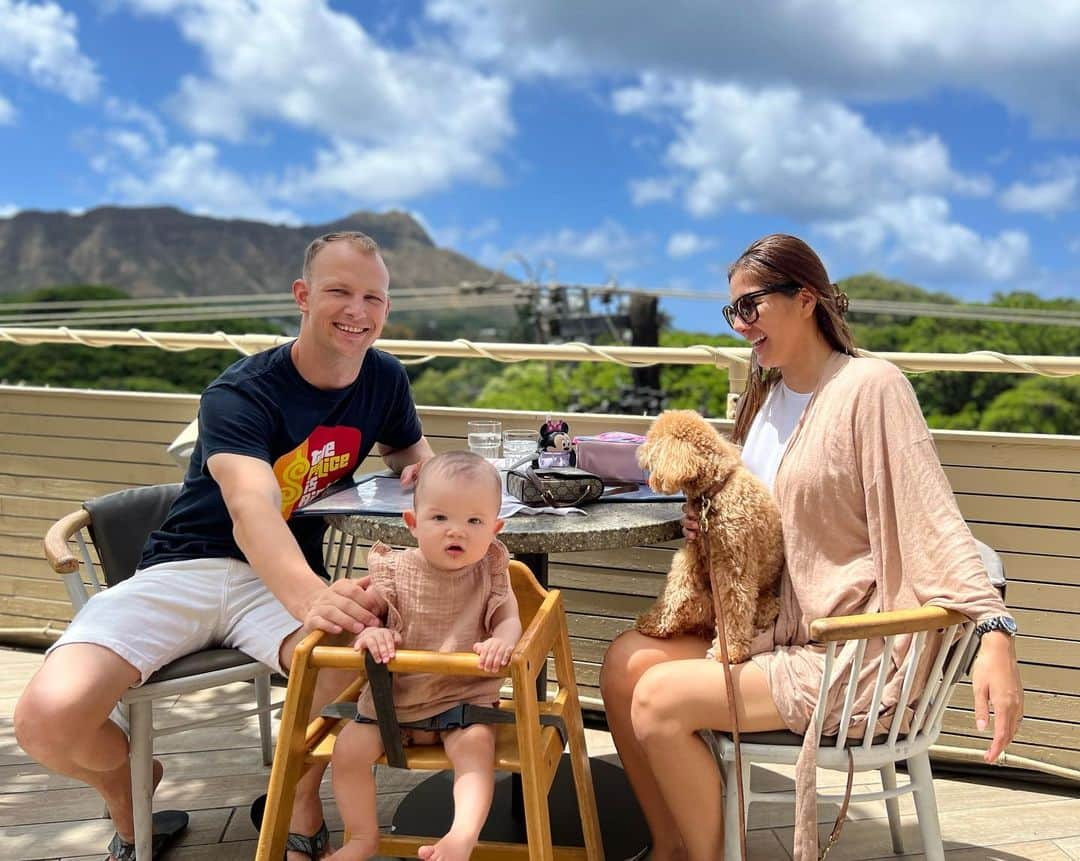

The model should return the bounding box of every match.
[44,483,277,860]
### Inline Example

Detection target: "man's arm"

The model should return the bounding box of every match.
[208,451,381,634]
[377,435,435,487]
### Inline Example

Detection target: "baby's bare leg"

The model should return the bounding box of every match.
[327,722,385,861]
[417,724,496,861]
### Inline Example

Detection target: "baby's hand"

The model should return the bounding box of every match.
[353,627,401,663]
[473,637,515,673]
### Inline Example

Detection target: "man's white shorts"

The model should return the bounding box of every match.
[46,557,302,683]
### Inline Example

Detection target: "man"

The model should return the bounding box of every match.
[15,231,434,860]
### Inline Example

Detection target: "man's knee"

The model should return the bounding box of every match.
[15,645,135,757]
[14,678,110,756]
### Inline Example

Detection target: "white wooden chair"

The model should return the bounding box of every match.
[708,541,1005,861]
[44,483,278,860]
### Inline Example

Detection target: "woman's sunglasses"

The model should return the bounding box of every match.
[722,281,802,328]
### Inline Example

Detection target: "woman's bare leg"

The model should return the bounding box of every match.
[631,658,785,861]
[417,724,496,861]
[327,722,384,861]
[600,630,712,861]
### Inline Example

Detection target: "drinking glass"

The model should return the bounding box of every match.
[503,429,538,464]
[467,420,502,459]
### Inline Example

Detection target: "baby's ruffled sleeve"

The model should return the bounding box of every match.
[366,542,404,633]
[482,540,513,631]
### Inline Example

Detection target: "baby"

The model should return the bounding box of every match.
[328,451,522,861]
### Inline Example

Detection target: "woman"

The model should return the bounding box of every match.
[599,234,1023,861]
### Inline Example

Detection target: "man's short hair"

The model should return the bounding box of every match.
[302,232,381,283]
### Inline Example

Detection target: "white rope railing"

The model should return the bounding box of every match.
[1,327,1077,384]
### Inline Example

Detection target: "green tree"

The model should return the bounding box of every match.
[0,284,287,392]
[978,377,1080,435]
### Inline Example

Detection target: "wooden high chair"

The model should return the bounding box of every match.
[255,560,603,861]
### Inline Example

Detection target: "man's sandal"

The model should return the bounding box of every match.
[105,809,189,860]
[250,793,331,860]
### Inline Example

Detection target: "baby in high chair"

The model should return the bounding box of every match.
[328,450,522,861]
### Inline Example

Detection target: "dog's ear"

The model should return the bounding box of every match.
[639,432,700,489]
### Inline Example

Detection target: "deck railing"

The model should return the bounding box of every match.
[0,330,1077,781]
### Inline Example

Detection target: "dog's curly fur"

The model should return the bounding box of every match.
[635,410,784,663]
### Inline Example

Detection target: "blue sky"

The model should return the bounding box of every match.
[2,0,1079,332]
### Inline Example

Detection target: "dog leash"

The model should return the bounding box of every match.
[700,492,855,861]
[698,494,749,861]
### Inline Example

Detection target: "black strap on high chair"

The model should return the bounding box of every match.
[320,652,567,768]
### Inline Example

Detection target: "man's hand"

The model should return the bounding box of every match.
[971,631,1024,763]
[354,627,401,663]
[399,459,425,489]
[474,636,515,672]
[300,575,383,636]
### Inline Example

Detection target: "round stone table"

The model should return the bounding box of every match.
[327,499,684,860]
[328,498,684,588]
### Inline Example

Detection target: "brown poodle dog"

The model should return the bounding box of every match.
[635,410,784,663]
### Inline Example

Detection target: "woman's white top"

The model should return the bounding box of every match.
[740,381,813,492]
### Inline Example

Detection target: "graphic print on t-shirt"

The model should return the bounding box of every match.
[273,425,361,517]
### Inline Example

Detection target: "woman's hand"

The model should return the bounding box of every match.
[681,499,701,542]
[970,631,1024,763]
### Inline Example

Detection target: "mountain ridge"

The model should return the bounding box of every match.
[0,205,495,297]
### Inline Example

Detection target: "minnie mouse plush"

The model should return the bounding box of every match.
[538,418,575,466]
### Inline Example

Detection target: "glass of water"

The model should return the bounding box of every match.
[467,420,502,460]
[503,429,538,465]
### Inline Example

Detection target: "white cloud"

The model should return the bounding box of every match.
[666,231,715,259]
[819,196,1030,282]
[1000,160,1078,215]
[611,78,1023,282]
[122,0,513,204]
[0,93,14,124]
[629,177,678,206]
[105,97,168,149]
[1068,237,1080,254]
[513,220,653,273]
[426,216,500,249]
[428,0,1080,133]
[0,0,99,101]
[0,203,18,217]
[615,79,987,222]
[106,140,299,225]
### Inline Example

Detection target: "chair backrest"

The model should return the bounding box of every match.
[84,483,182,586]
[811,542,1005,754]
[974,537,1007,597]
[509,559,547,627]
[812,613,976,756]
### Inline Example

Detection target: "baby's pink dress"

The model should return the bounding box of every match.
[356,540,512,723]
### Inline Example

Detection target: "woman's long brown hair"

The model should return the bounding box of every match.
[729,234,858,444]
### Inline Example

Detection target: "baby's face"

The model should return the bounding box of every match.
[405,473,504,572]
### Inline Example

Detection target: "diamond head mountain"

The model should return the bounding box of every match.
[0,206,497,298]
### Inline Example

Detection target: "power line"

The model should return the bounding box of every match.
[4,280,1078,328]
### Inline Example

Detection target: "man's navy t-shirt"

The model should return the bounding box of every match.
[141,342,422,576]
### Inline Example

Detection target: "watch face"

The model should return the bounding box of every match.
[1002,617,1018,635]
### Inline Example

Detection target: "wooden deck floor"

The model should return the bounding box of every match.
[2,647,1078,861]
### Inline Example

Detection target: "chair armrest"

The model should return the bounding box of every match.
[43,509,91,574]
[810,606,970,643]
[511,589,562,680]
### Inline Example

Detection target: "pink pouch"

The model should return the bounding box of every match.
[573,432,648,484]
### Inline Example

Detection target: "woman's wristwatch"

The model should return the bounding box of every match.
[975,616,1018,638]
